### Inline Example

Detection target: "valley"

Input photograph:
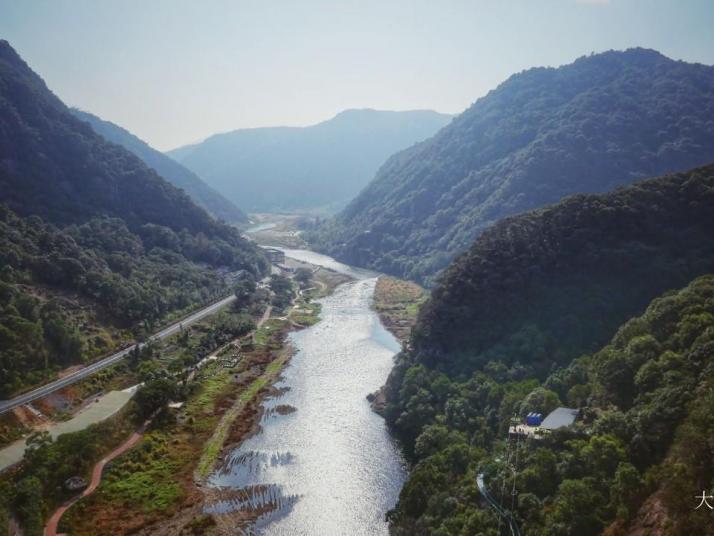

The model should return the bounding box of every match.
[0,211,421,534]
[1,7,714,534]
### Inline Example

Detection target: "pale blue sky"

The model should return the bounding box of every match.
[1,0,713,150]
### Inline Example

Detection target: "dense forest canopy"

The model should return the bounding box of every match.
[408,164,714,378]
[388,275,714,535]
[71,109,248,224]
[168,108,452,214]
[384,164,714,534]
[0,205,266,396]
[309,48,714,285]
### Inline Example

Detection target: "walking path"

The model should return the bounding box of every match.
[44,420,150,536]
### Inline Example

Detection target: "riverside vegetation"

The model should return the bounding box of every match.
[0,264,331,536]
[373,276,428,344]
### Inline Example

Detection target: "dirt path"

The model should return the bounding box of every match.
[257,305,273,328]
[44,421,149,536]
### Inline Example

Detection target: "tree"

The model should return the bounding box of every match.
[14,476,43,536]
[133,378,176,419]
[519,387,561,417]
[294,267,312,288]
[546,478,605,536]
[611,462,643,518]
[234,277,257,309]
[269,274,293,309]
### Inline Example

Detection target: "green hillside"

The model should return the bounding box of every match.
[0,40,267,396]
[310,49,714,285]
[383,163,714,534]
[388,275,714,535]
[71,109,248,224]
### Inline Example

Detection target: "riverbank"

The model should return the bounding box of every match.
[367,276,427,414]
[201,276,406,535]
[372,276,428,345]
[59,260,349,535]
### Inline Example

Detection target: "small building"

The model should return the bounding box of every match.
[509,408,578,440]
[540,407,579,431]
[263,247,285,264]
[64,476,87,492]
[526,412,543,426]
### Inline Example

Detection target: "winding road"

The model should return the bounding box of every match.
[44,421,150,536]
[0,294,237,416]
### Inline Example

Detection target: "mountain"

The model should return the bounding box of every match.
[389,275,714,535]
[71,109,248,223]
[0,40,246,237]
[168,109,452,214]
[383,163,714,534]
[309,48,714,284]
[0,40,267,395]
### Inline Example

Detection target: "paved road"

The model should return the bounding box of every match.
[0,294,237,416]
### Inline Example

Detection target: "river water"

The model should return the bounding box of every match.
[206,250,407,535]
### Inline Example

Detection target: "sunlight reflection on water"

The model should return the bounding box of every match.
[206,275,407,535]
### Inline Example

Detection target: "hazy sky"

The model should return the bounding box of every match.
[1,0,713,150]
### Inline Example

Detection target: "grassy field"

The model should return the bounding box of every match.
[373,276,428,343]
[197,349,291,479]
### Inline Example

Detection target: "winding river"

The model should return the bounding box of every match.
[206,249,408,535]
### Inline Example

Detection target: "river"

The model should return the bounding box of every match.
[205,250,408,535]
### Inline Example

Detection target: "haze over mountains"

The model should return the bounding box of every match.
[310,48,714,284]
[168,109,451,214]
[71,109,248,224]
[2,22,714,536]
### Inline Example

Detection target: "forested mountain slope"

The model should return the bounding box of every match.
[0,40,244,238]
[383,164,714,534]
[71,109,248,223]
[168,108,452,213]
[0,40,267,396]
[388,275,714,535]
[310,48,714,284]
[405,164,714,380]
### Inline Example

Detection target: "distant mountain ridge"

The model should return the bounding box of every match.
[168,108,452,214]
[309,48,714,284]
[71,109,248,223]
